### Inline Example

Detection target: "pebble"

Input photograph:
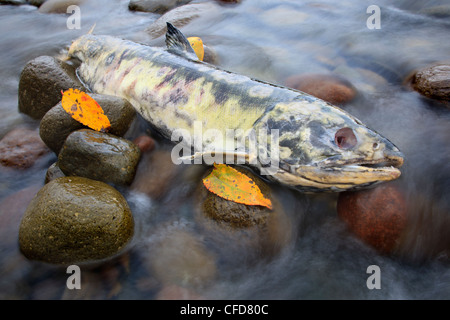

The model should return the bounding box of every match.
[18,56,84,120]
[18,176,134,265]
[131,149,180,199]
[284,73,356,105]
[0,127,50,169]
[409,63,450,104]
[128,0,192,14]
[145,2,218,39]
[146,229,217,288]
[57,129,141,186]
[0,184,42,248]
[155,284,204,300]
[133,135,155,153]
[39,94,136,154]
[38,0,85,13]
[337,184,408,254]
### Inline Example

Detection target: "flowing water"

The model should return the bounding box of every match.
[0,0,449,299]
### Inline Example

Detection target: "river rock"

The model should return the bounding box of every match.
[337,184,408,254]
[419,5,450,18]
[284,73,356,105]
[133,134,155,153]
[129,0,192,14]
[155,285,204,300]
[58,129,141,186]
[39,94,136,154]
[131,149,180,199]
[0,127,50,169]
[0,184,42,248]
[44,162,65,183]
[18,176,134,264]
[195,166,292,260]
[409,63,450,103]
[38,0,84,13]
[18,56,84,120]
[145,2,218,39]
[147,229,217,288]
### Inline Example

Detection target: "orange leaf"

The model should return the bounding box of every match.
[202,163,273,209]
[187,36,204,61]
[61,88,111,132]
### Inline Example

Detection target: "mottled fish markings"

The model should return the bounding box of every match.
[68,23,404,192]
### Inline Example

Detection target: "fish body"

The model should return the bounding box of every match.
[68,23,403,192]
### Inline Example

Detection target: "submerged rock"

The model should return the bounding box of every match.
[19,176,134,264]
[131,149,180,199]
[40,94,136,154]
[58,129,141,186]
[0,127,50,169]
[18,56,84,120]
[195,166,292,260]
[146,229,217,289]
[129,0,192,14]
[284,73,356,105]
[409,63,450,104]
[38,0,85,13]
[337,184,408,254]
[133,134,156,154]
[145,2,218,39]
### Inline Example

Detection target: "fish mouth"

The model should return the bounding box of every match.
[273,153,404,191]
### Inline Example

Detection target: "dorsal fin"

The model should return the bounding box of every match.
[165,22,199,61]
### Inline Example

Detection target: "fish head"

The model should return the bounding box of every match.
[253,98,404,192]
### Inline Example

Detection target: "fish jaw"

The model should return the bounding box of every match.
[270,147,404,192]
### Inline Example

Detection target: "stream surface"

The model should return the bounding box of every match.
[0,0,449,299]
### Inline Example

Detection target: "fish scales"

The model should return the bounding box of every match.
[68,24,404,192]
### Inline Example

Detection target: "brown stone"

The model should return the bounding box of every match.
[284,73,356,105]
[18,56,84,119]
[0,127,50,169]
[133,135,156,153]
[409,63,450,103]
[337,184,408,254]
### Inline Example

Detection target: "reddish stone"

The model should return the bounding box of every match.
[0,127,50,169]
[0,185,42,247]
[155,285,204,300]
[337,184,407,254]
[284,73,356,105]
[133,135,156,153]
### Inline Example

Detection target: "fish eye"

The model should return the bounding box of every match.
[335,127,357,149]
[373,142,380,150]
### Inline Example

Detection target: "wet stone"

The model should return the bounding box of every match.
[195,166,292,260]
[18,56,84,120]
[18,176,134,265]
[409,63,450,104]
[337,184,408,254]
[130,149,180,199]
[57,129,141,186]
[284,73,356,105]
[145,2,218,39]
[38,0,85,13]
[146,229,217,289]
[133,135,155,154]
[0,127,50,169]
[128,0,192,14]
[40,94,136,154]
[44,162,65,183]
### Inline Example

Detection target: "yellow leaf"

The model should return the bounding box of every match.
[61,89,111,132]
[188,36,204,61]
[202,163,273,209]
